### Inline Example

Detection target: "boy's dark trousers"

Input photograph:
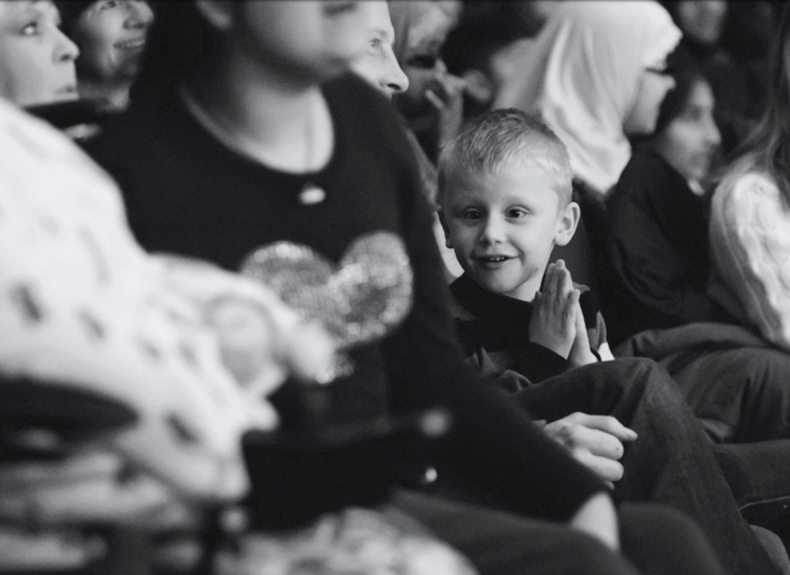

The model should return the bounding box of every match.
[509,357,782,575]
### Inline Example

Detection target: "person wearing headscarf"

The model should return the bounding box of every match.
[495,1,681,197]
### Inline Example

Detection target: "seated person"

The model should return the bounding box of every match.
[605,66,734,347]
[709,4,790,353]
[438,108,614,385]
[56,0,154,112]
[437,107,790,573]
[606,51,790,447]
[0,0,79,107]
[0,94,481,575]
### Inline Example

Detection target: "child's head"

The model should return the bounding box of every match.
[438,108,579,301]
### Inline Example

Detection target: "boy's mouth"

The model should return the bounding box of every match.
[475,254,513,268]
[480,256,508,263]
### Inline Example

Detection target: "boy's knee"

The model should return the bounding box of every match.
[609,357,682,403]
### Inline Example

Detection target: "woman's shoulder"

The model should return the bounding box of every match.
[713,164,783,217]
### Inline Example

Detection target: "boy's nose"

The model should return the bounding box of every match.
[478,217,505,245]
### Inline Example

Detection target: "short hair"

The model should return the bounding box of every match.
[438,108,573,205]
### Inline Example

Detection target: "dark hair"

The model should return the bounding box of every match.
[55,0,94,36]
[727,4,790,199]
[128,1,216,105]
[653,66,711,136]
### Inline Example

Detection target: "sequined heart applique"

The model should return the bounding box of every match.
[241,232,413,350]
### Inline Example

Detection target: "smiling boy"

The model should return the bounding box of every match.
[439,108,613,383]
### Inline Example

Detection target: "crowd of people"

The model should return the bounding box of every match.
[2,1,790,574]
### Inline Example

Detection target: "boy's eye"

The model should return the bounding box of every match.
[506,208,528,218]
[99,0,120,10]
[461,209,482,220]
[370,38,382,50]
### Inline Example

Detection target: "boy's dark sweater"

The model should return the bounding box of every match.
[449,273,606,390]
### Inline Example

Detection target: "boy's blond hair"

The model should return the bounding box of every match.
[438,108,573,205]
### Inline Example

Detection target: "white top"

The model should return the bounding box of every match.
[709,167,790,350]
[0,97,323,501]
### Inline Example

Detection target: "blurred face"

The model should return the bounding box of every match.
[653,80,720,184]
[72,0,154,83]
[0,1,78,106]
[441,162,573,301]
[349,1,408,99]
[228,1,371,83]
[394,1,458,120]
[624,67,676,136]
[675,1,727,46]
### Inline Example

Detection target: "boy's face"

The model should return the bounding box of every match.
[441,162,577,302]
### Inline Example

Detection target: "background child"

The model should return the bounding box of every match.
[439,108,613,385]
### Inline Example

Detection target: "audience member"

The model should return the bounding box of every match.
[348,1,408,100]
[56,0,154,112]
[0,0,79,107]
[710,5,790,354]
[352,0,463,279]
[0,93,344,571]
[441,1,543,122]
[85,2,731,574]
[664,0,775,155]
[437,107,789,574]
[605,67,732,346]
[389,0,465,166]
[494,1,680,199]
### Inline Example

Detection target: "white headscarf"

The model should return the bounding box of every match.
[494,1,681,195]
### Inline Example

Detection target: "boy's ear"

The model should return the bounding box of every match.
[437,210,453,249]
[196,1,234,31]
[554,201,580,247]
